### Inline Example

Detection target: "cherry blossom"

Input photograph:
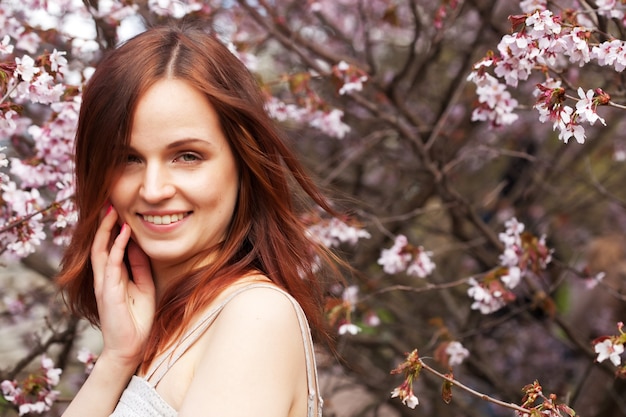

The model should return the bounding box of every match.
[377,235,412,274]
[445,341,470,367]
[309,108,351,139]
[3,294,25,315]
[466,277,509,314]
[265,96,351,139]
[595,0,626,22]
[520,0,547,14]
[500,266,522,289]
[0,35,14,55]
[467,71,519,127]
[338,322,362,335]
[14,54,39,82]
[391,387,419,409]
[575,87,607,126]
[390,349,422,409]
[306,217,371,248]
[406,248,436,279]
[594,339,624,367]
[77,347,97,374]
[0,355,62,415]
[333,61,368,95]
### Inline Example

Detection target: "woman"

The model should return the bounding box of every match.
[57,24,339,417]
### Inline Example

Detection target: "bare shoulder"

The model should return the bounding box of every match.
[216,284,303,332]
[178,283,308,416]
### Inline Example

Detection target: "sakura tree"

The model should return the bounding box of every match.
[1,0,626,416]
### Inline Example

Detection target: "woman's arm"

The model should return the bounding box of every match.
[178,287,308,417]
[61,351,139,416]
[63,207,155,417]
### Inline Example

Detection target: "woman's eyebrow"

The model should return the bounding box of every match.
[165,138,213,149]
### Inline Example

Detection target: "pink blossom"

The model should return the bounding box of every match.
[15,32,41,54]
[520,0,547,13]
[594,339,624,366]
[3,295,25,315]
[49,49,67,73]
[391,385,419,409]
[0,355,61,415]
[406,248,436,278]
[468,72,519,126]
[525,10,561,38]
[364,311,381,327]
[265,97,308,122]
[341,285,359,307]
[501,266,522,289]
[467,278,507,314]
[306,217,370,248]
[77,347,97,374]
[0,35,14,55]
[595,0,625,20]
[334,61,368,95]
[575,87,606,126]
[555,106,586,144]
[338,322,362,335]
[445,341,470,366]
[309,108,351,139]
[561,27,592,66]
[583,272,605,289]
[591,39,624,68]
[378,235,411,274]
[14,55,39,82]
[148,0,202,18]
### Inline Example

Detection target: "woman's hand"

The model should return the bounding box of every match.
[91,206,156,368]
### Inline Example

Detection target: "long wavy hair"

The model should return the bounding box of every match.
[56,24,339,372]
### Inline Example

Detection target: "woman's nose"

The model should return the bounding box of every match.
[138,165,176,203]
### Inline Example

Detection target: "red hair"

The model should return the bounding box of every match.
[56,24,339,371]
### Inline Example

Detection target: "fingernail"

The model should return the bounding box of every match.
[106,204,113,216]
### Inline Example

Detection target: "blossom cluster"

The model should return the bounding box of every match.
[377,234,436,278]
[517,380,576,417]
[0,355,62,416]
[326,284,381,336]
[593,322,626,377]
[390,349,422,409]
[467,217,552,314]
[265,95,351,139]
[331,61,368,96]
[306,216,371,249]
[0,6,82,259]
[468,3,624,143]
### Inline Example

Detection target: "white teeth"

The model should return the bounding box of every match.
[143,213,186,225]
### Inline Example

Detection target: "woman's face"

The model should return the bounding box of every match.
[109,78,239,272]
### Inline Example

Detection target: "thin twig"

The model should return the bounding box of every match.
[419,359,531,414]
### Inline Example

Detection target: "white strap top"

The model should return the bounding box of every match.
[109,283,323,417]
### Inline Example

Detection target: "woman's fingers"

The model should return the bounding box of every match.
[127,240,155,296]
[91,205,119,295]
[104,223,131,287]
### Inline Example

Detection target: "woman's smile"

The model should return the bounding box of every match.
[141,212,190,225]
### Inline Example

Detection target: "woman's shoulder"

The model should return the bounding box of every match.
[217,279,302,326]
[168,278,310,416]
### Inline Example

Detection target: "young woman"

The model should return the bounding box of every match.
[56,24,339,417]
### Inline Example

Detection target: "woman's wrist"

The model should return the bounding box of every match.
[96,349,142,378]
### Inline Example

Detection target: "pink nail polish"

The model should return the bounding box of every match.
[106,204,113,215]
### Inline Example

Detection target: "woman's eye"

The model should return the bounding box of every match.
[176,152,201,162]
[126,154,142,164]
